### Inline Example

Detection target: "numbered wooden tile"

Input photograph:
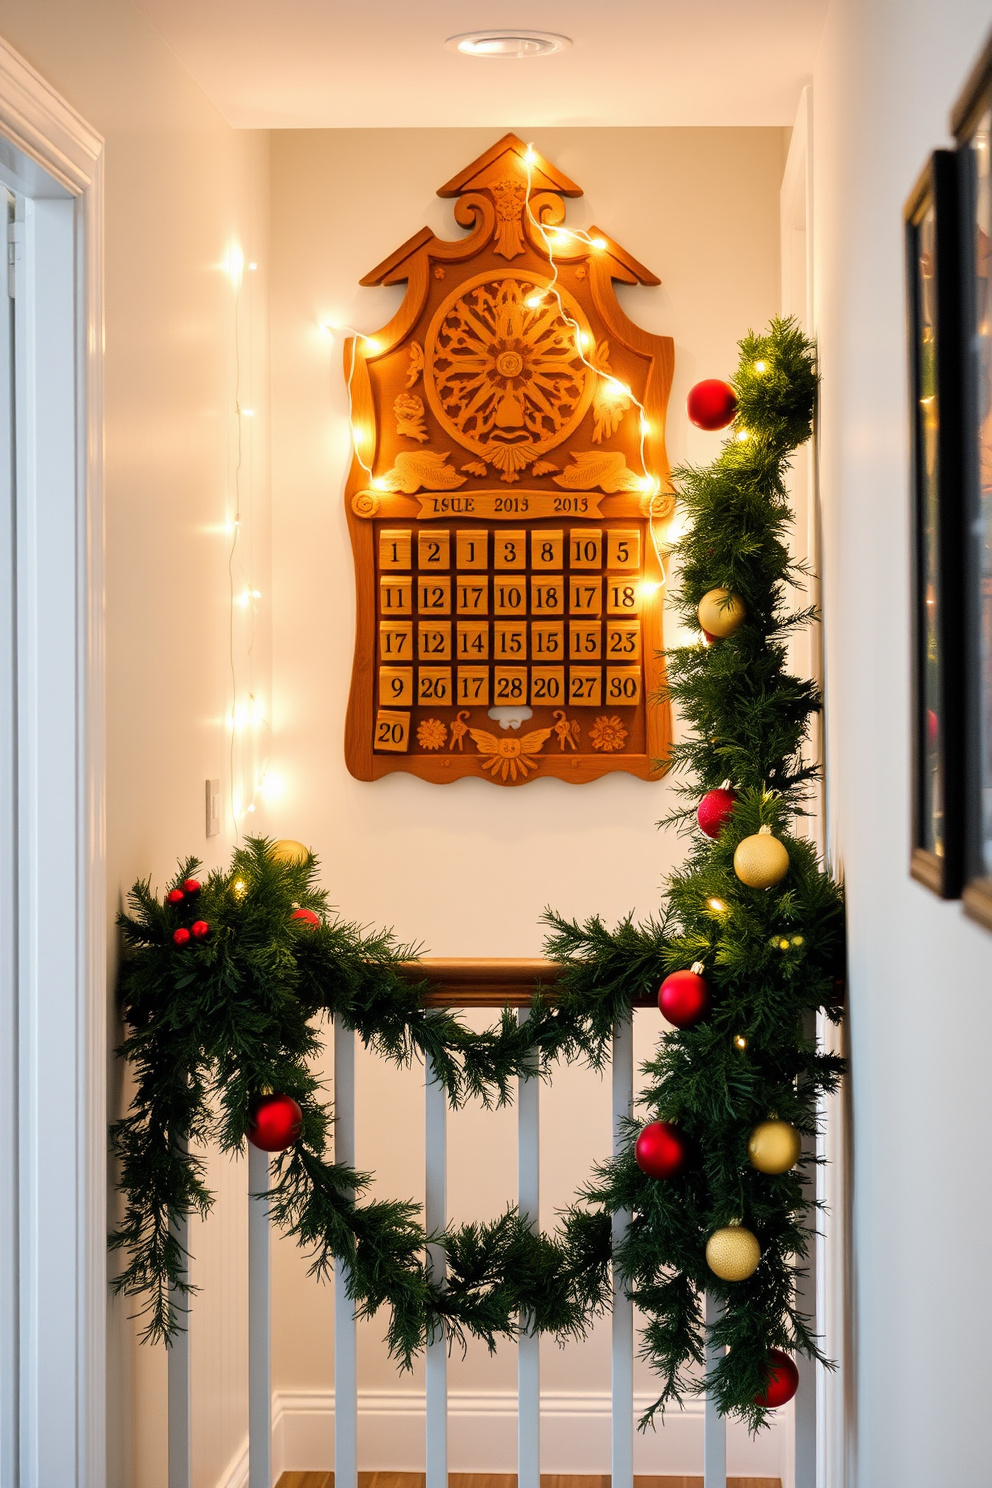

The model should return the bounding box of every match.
[456,575,489,614]
[456,529,488,570]
[379,529,411,570]
[418,622,451,660]
[606,528,641,571]
[569,620,602,658]
[457,621,489,659]
[606,620,641,661]
[379,621,413,659]
[457,667,489,706]
[374,708,410,752]
[494,667,528,705]
[380,576,412,615]
[531,576,564,615]
[569,528,603,569]
[379,667,413,707]
[606,578,640,614]
[418,576,451,614]
[495,620,528,659]
[569,577,602,615]
[418,528,451,569]
[531,666,566,705]
[531,529,563,569]
[606,668,642,706]
[569,666,603,706]
[418,666,452,705]
[494,530,527,569]
[532,622,564,660]
[494,579,527,615]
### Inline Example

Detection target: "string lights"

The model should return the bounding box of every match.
[226,244,272,836]
[520,141,672,585]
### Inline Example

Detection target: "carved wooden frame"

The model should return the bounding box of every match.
[343,133,674,786]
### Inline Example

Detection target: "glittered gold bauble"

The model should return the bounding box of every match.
[705,1222,761,1281]
[269,839,309,864]
[733,826,790,889]
[696,588,747,638]
[747,1119,802,1175]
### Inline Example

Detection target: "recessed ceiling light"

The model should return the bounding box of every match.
[445,30,572,59]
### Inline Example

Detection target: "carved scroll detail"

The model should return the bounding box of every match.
[491,178,527,259]
[553,451,644,493]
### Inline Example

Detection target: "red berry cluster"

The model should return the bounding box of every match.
[166,878,211,947]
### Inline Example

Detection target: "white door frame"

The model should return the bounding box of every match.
[0,36,105,1488]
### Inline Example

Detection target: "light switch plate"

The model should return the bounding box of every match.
[205,778,221,837]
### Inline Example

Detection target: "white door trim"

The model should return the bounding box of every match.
[0,34,105,1488]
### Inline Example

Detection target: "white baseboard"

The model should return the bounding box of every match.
[259,1388,786,1482]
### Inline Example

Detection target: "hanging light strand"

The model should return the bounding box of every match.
[521,143,669,585]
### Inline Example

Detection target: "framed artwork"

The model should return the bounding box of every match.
[904,152,965,897]
[954,38,992,927]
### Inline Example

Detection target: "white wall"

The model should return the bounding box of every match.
[813,4,992,1485]
[266,126,792,1481]
[0,4,270,1485]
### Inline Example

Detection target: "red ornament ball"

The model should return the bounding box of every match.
[166,889,185,906]
[291,908,321,930]
[248,1093,304,1152]
[191,920,210,940]
[697,786,738,839]
[686,379,738,431]
[659,966,711,1028]
[634,1120,689,1179]
[754,1349,799,1408]
[172,927,191,946]
[183,878,201,895]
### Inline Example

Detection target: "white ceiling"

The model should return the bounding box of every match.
[134,0,829,129]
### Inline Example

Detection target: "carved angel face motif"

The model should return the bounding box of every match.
[424,273,594,469]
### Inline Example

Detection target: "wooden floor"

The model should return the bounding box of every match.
[275,1474,782,1488]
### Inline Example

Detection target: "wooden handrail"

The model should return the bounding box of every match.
[397,957,565,1007]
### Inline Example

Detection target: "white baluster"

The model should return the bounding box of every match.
[611,1016,634,1488]
[517,1007,540,1488]
[334,1019,358,1488]
[425,1059,448,1488]
[167,1205,191,1488]
[248,1143,272,1488]
[704,1292,726,1488]
[794,1121,818,1488]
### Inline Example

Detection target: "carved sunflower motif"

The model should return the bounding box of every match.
[417,718,448,751]
[424,273,594,481]
[588,715,628,752]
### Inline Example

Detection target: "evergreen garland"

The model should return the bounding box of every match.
[110,316,843,1434]
[110,839,615,1359]
[543,317,845,1430]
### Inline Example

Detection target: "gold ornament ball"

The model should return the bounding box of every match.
[705,1223,761,1281]
[733,826,790,889]
[269,839,309,865]
[697,588,747,638]
[748,1119,802,1175]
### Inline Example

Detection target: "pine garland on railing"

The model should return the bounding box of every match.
[543,317,845,1430]
[110,317,843,1432]
[110,837,614,1359]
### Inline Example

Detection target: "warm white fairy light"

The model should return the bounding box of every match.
[521,143,670,585]
[227,245,272,834]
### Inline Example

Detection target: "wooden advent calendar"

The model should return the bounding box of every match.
[343,134,675,786]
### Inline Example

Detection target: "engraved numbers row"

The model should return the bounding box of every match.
[381,620,641,662]
[380,575,641,615]
[379,527,641,572]
[378,665,642,709]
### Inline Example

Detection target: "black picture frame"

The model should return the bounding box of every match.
[904,152,966,897]
[954,37,992,930]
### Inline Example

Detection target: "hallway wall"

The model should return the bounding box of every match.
[812,4,992,1485]
[0,3,271,1486]
[265,125,791,1481]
